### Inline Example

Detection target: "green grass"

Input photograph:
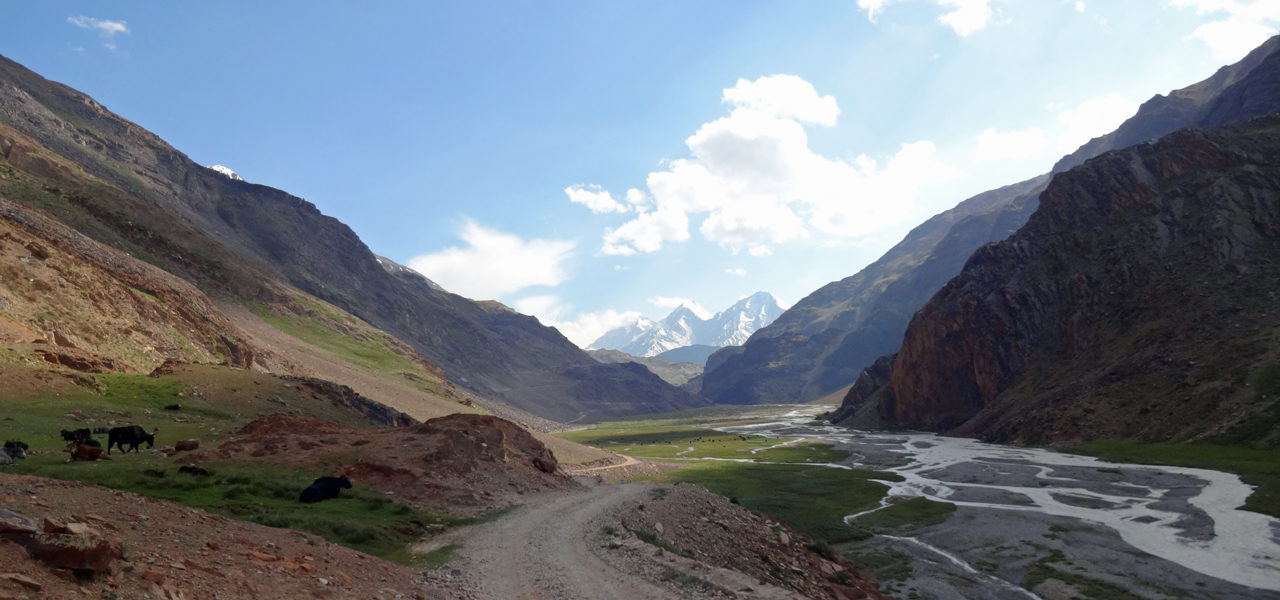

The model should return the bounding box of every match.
[8,455,481,564]
[0,373,227,451]
[1068,440,1280,517]
[560,421,849,463]
[1022,549,1143,599]
[646,462,898,544]
[250,303,422,375]
[845,497,957,540]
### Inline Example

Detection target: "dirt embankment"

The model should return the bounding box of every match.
[186,412,577,516]
[0,473,453,600]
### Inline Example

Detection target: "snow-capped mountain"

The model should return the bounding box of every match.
[589,292,783,357]
[206,164,244,181]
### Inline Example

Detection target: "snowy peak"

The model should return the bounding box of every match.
[589,292,783,356]
[206,164,244,181]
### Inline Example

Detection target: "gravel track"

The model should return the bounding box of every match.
[444,483,671,600]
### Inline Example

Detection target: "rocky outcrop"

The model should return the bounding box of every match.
[280,375,418,427]
[837,117,1280,444]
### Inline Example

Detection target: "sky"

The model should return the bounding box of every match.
[3,1,1278,347]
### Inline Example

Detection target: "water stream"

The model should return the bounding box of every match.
[716,407,1280,593]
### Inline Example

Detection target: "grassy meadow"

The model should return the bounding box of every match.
[0,367,469,565]
[559,407,957,547]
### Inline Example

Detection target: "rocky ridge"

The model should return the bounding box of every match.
[703,35,1280,408]
[0,53,703,423]
[834,116,1280,444]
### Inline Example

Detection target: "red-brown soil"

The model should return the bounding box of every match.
[187,413,577,516]
[0,473,453,600]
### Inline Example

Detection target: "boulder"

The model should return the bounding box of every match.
[26,532,121,573]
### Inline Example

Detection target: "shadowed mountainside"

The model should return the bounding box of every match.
[701,36,1280,407]
[833,116,1280,445]
[0,54,703,423]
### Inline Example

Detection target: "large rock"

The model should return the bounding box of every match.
[26,532,120,573]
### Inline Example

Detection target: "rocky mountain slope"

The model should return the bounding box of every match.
[591,292,783,357]
[833,116,1280,445]
[0,53,702,423]
[701,36,1280,407]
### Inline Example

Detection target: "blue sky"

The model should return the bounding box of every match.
[3,1,1278,346]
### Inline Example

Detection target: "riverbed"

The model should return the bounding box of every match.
[716,407,1280,599]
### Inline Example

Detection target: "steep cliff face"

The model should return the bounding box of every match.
[700,176,1047,405]
[841,118,1280,444]
[0,54,703,422]
[705,36,1280,408]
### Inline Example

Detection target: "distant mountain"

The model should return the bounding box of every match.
[700,35,1280,407]
[834,116,1280,445]
[657,345,719,366]
[0,53,705,423]
[206,164,244,181]
[590,292,783,357]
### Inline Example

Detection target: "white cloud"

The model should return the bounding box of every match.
[725,267,748,276]
[648,296,712,319]
[937,0,996,36]
[1168,0,1280,61]
[974,127,1051,161]
[601,205,688,255]
[587,74,962,255]
[511,295,644,348]
[748,245,774,257]
[565,184,628,214]
[858,0,900,23]
[407,220,574,300]
[1056,93,1139,152]
[721,74,840,125]
[1075,1,1086,12]
[68,15,129,50]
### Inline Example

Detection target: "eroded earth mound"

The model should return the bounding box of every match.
[190,413,576,515]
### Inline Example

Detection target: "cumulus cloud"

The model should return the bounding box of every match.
[565,184,628,214]
[1055,93,1139,152]
[937,0,996,36]
[648,296,712,319]
[407,220,574,300]
[1169,0,1280,61]
[511,296,645,348]
[68,15,129,50]
[974,127,1051,161]
[588,74,961,256]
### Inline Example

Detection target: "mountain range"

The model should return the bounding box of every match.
[589,292,783,358]
[830,35,1280,445]
[699,35,1280,409]
[0,53,706,424]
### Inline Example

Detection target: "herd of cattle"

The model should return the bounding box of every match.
[0,427,354,504]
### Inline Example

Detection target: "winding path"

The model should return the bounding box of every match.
[444,483,671,600]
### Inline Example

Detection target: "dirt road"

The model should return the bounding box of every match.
[441,482,672,600]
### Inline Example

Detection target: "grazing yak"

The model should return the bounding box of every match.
[3,440,28,459]
[0,440,28,466]
[60,428,92,443]
[107,425,156,454]
[67,441,110,462]
[299,475,352,504]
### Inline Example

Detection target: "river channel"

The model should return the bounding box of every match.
[715,407,1280,599]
